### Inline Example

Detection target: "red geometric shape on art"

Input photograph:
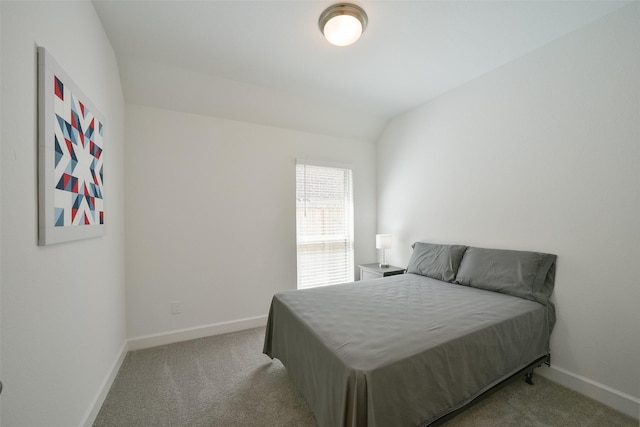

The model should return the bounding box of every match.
[90,118,95,131]
[90,142,103,159]
[72,208,79,222]
[71,112,78,130]
[54,76,64,100]
[79,101,85,117]
[57,173,76,192]
[79,132,85,147]
[100,211,104,224]
[66,138,73,155]
[84,213,90,225]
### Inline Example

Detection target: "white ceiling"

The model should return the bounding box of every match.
[93,0,629,140]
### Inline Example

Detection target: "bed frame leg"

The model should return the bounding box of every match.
[523,354,551,385]
[525,372,534,385]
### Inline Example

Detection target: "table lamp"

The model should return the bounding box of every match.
[376,234,392,268]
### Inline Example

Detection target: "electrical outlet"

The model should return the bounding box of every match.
[171,301,181,315]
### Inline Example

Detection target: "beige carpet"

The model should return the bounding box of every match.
[94,327,637,427]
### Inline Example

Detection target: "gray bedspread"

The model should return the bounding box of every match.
[263,273,551,427]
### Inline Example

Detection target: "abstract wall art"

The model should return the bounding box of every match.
[38,47,105,245]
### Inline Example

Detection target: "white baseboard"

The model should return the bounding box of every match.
[80,339,129,427]
[127,315,269,351]
[538,364,639,420]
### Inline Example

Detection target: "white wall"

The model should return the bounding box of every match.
[0,1,126,426]
[125,104,376,344]
[118,57,385,142]
[377,3,639,418]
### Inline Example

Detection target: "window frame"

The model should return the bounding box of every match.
[295,160,355,289]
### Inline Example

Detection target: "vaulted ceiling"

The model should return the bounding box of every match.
[93,1,629,140]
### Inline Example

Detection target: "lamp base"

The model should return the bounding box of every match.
[379,263,389,268]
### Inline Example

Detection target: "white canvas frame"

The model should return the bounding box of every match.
[38,47,106,245]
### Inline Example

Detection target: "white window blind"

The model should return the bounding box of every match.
[296,163,354,289]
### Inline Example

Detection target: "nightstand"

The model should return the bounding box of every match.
[358,263,405,281]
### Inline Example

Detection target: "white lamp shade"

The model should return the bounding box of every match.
[322,14,363,46]
[319,3,368,47]
[375,234,392,250]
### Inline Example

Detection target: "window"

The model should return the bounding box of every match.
[296,163,354,289]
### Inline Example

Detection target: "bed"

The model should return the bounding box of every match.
[263,243,557,427]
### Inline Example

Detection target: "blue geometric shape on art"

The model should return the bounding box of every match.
[65,159,78,174]
[54,208,65,227]
[72,194,82,209]
[55,135,63,154]
[85,125,94,140]
[86,195,95,211]
[54,136,64,168]
[67,123,75,144]
[99,122,103,136]
[56,115,70,140]
[71,127,80,146]
[55,151,63,168]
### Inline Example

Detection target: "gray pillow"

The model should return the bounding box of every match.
[406,242,468,282]
[455,247,557,305]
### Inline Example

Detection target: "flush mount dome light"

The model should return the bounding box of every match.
[319,3,368,47]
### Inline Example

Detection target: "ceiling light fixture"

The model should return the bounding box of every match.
[319,3,368,47]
